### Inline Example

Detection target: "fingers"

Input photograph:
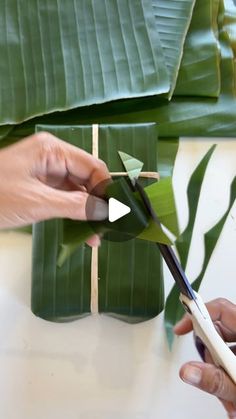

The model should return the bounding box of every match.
[204,299,236,342]
[86,235,101,247]
[34,132,111,195]
[33,183,108,222]
[174,314,193,335]
[174,298,236,342]
[0,132,111,228]
[180,361,236,404]
[221,400,236,418]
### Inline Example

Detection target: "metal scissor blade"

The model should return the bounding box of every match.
[134,180,196,301]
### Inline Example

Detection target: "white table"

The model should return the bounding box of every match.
[0,138,235,419]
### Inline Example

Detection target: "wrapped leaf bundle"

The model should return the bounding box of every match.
[32,123,178,323]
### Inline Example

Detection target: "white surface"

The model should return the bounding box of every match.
[0,138,236,419]
[108,197,130,222]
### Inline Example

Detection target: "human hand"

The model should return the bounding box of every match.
[174,298,236,417]
[0,132,110,245]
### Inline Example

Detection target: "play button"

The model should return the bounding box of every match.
[86,178,148,242]
[108,198,131,222]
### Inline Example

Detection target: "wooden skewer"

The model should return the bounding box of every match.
[110,171,159,180]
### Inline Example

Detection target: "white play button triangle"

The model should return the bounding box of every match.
[108,198,131,222]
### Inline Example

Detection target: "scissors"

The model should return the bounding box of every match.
[134,179,236,384]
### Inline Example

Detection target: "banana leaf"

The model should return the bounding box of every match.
[32,123,169,323]
[192,176,236,291]
[66,9,236,138]
[138,177,179,242]
[0,126,13,140]
[174,0,221,97]
[164,145,216,347]
[156,0,236,137]
[153,0,196,97]
[58,176,178,267]
[157,137,180,178]
[164,175,236,349]
[176,145,216,269]
[223,0,236,55]
[1,0,236,141]
[98,239,164,322]
[0,0,170,125]
[118,151,143,182]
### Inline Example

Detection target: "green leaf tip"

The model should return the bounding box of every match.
[118,151,143,183]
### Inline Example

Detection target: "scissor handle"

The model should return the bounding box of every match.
[180,292,236,384]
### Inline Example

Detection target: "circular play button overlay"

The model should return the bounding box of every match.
[86,178,148,242]
[108,197,131,222]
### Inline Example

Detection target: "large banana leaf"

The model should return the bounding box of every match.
[1,0,236,141]
[32,123,167,323]
[0,0,170,125]
[153,0,196,97]
[157,0,236,136]
[174,0,221,97]
[60,16,235,138]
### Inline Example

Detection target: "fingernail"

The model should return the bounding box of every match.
[182,365,202,385]
[90,198,108,220]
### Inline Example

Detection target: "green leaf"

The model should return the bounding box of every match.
[153,0,196,97]
[2,0,236,141]
[32,220,92,322]
[156,1,236,137]
[223,0,236,56]
[57,220,96,268]
[32,122,165,323]
[164,175,236,349]
[98,239,164,323]
[0,126,13,140]
[174,0,221,97]
[164,145,216,349]
[138,177,179,242]
[118,151,143,183]
[58,176,177,267]
[157,137,180,178]
[0,0,169,125]
[192,176,236,291]
[176,145,216,269]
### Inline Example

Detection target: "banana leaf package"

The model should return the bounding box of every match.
[31,123,178,323]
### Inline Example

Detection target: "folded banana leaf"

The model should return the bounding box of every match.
[58,176,178,267]
[174,0,221,97]
[0,0,170,125]
[0,126,13,140]
[153,0,196,97]
[32,123,178,323]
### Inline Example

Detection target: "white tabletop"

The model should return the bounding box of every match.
[0,137,235,419]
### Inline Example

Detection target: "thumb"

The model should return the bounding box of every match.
[36,185,108,222]
[180,361,236,403]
